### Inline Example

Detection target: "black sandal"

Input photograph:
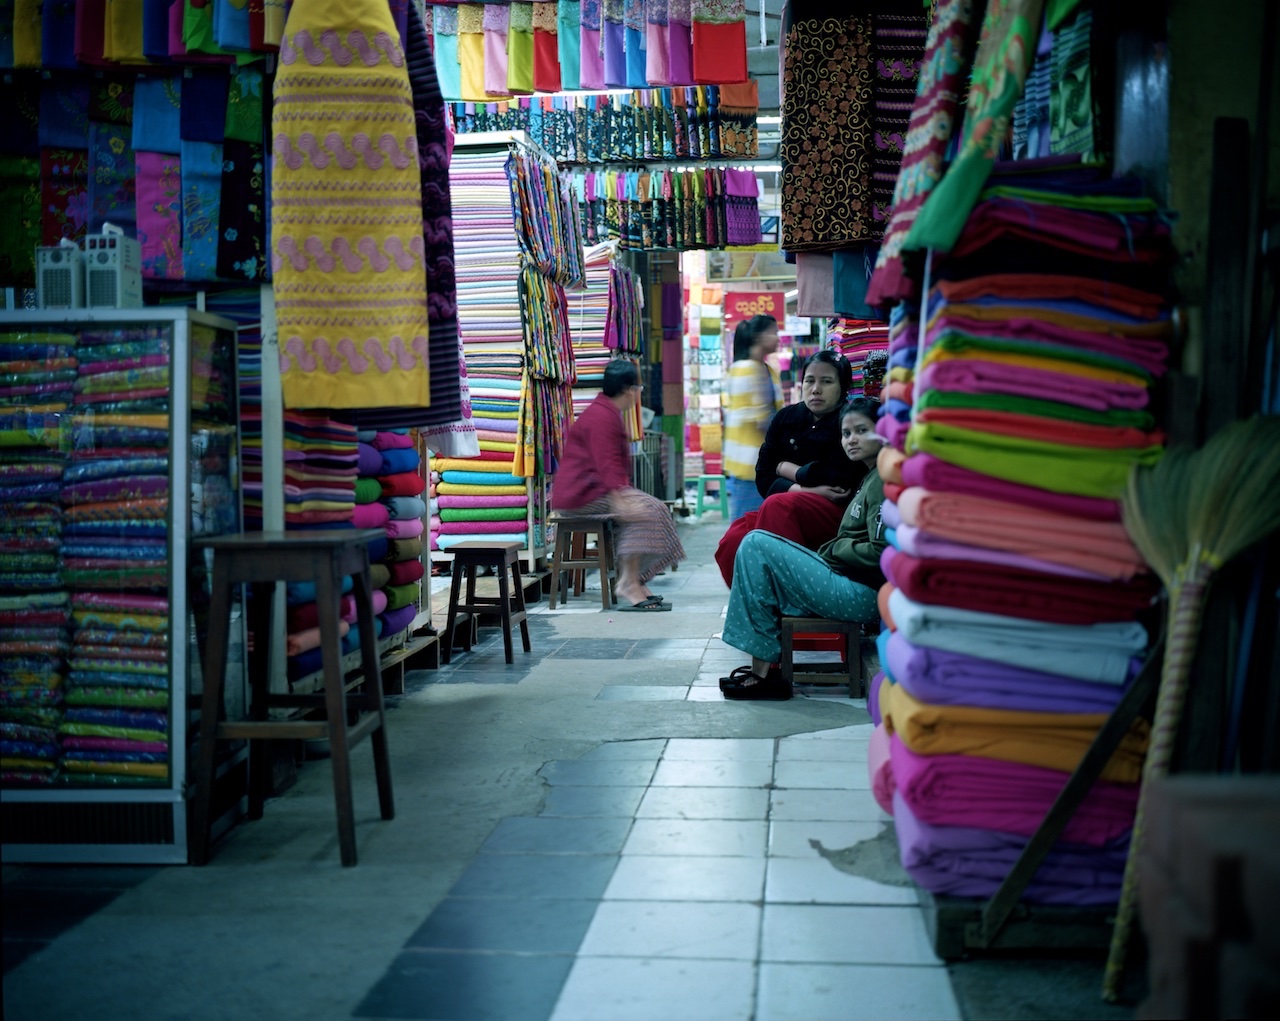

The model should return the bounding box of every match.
[719,666,791,701]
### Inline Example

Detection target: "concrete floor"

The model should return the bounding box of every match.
[1,513,1144,1020]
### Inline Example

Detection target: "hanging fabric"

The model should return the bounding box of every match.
[691,0,747,84]
[558,0,582,90]
[532,2,563,93]
[271,0,431,409]
[507,3,536,95]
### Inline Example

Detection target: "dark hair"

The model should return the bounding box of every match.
[732,314,778,361]
[802,349,853,394]
[602,358,640,397]
[839,396,881,423]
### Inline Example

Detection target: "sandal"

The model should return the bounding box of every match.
[618,596,672,612]
[718,665,781,691]
[722,671,792,701]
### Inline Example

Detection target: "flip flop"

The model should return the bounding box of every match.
[618,597,672,612]
[719,665,782,691]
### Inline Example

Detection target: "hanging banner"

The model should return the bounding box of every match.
[723,291,786,325]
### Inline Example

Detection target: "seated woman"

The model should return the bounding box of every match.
[714,350,869,587]
[551,359,686,611]
[719,398,887,700]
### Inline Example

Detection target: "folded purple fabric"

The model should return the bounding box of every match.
[889,734,1138,846]
[884,631,1132,715]
[892,791,1128,905]
[357,443,382,476]
[378,603,416,638]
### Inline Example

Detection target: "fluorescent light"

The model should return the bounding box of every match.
[758,116,782,125]
[785,289,798,299]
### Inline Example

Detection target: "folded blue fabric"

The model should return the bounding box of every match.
[378,447,421,475]
[286,576,354,606]
[440,471,524,486]
[384,496,426,520]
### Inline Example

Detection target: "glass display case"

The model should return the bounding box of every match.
[0,308,245,863]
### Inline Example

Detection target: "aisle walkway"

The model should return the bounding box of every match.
[1,513,1132,1020]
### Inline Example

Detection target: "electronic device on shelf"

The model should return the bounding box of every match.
[35,238,85,309]
[84,223,143,309]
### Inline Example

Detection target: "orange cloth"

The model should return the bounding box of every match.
[877,582,897,630]
[877,445,907,486]
[895,486,1146,580]
[879,679,1149,783]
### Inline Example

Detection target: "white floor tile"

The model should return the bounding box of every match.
[651,759,774,788]
[578,900,762,959]
[768,820,888,858]
[623,818,768,857]
[785,723,875,741]
[605,855,766,902]
[761,904,941,965]
[551,957,756,1021]
[776,738,870,763]
[773,759,870,790]
[686,685,729,701]
[664,738,776,761]
[770,788,891,823]
[637,785,770,820]
[765,858,918,906]
[757,962,961,1021]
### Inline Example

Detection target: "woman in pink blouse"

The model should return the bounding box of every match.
[552,359,686,611]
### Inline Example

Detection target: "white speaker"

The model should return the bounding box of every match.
[35,240,85,309]
[84,224,143,309]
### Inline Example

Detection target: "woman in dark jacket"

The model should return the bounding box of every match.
[714,351,870,587]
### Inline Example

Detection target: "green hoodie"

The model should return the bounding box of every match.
[817,468,886,589]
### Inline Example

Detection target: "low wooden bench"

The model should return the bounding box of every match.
[547,514,616,610]
[779,617,873,698]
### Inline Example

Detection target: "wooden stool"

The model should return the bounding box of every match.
[547,515,616,610]
[443,541,531,665]
[696,474,729,518]
[779,617,869,698]
[190,529,394,867]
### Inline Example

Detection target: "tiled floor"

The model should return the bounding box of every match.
[356,726,961,1021]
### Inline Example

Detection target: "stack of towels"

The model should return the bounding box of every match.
[867,161,1173,904]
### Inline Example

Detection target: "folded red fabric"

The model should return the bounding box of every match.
[387,559,425,586]
[286,595,357,632]
[882,547,1158,625]
[379,472,426,498]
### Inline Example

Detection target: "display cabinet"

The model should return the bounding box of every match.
[0,308,245,863]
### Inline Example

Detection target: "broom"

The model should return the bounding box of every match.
[1103,415,1280,1001]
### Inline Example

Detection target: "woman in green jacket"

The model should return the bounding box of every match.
[720,399,888,701]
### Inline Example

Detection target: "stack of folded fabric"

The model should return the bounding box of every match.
[867,161,1173,904]
[373,431,427,641]
[237,329,264,529]
[57,325,176,785]
[1,330,75,783]
[568,241,616,421]
[61,593,172,784]
[828,317,890,399]
[282,412,358,530]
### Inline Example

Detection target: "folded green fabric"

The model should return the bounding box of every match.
[914,389,1155,430]
[906,420,1164,498]
[439,507,527,522]
[354,478,383,504]
[382,583,419,611]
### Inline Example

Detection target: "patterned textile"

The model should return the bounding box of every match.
[871,11,928,230]
[135,152,185,280]
[866,0,982,307]
[215,139,267,281]
[271,0,431,409]
[88,123,137,236]
[132,76,183,154]
[1049,7,1094,158]
[906,0,1048,253]
[564,490,685,584]
[780,12,875,250]
[691,0,747,85]
[40,148,90,246]
[180,139,223,282]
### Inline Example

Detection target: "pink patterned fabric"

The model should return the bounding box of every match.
[135,152,185,281]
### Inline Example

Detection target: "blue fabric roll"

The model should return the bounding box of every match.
[378,447,421,475]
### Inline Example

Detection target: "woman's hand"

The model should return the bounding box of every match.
[809,485,851,503]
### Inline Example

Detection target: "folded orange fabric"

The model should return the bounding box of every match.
[877,446,907,486]
[878,582,897,630]
[879,679,1149,783]
[896,486,1146,580]
[286,619,350,657]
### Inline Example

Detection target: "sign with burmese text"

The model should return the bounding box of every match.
[723,291,786,326]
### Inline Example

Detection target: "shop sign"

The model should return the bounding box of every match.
[723,291,786,325]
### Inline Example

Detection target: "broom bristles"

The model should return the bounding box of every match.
[1186,417,1280,566]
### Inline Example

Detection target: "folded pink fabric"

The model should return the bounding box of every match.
[868,722,895,815]
[371,589,389,616]
[352,502,390,529]
[437,495,528,509]
[917,358,1150,412]
[385,517,425,539]
[438,519,528,534]
[896,487,1146,580]
[901,452,1121,521]
[894,524,1112,581]
[372,431,415,450]
[889,734,1138,846]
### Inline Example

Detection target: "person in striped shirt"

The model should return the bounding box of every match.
[721,314,782,521]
